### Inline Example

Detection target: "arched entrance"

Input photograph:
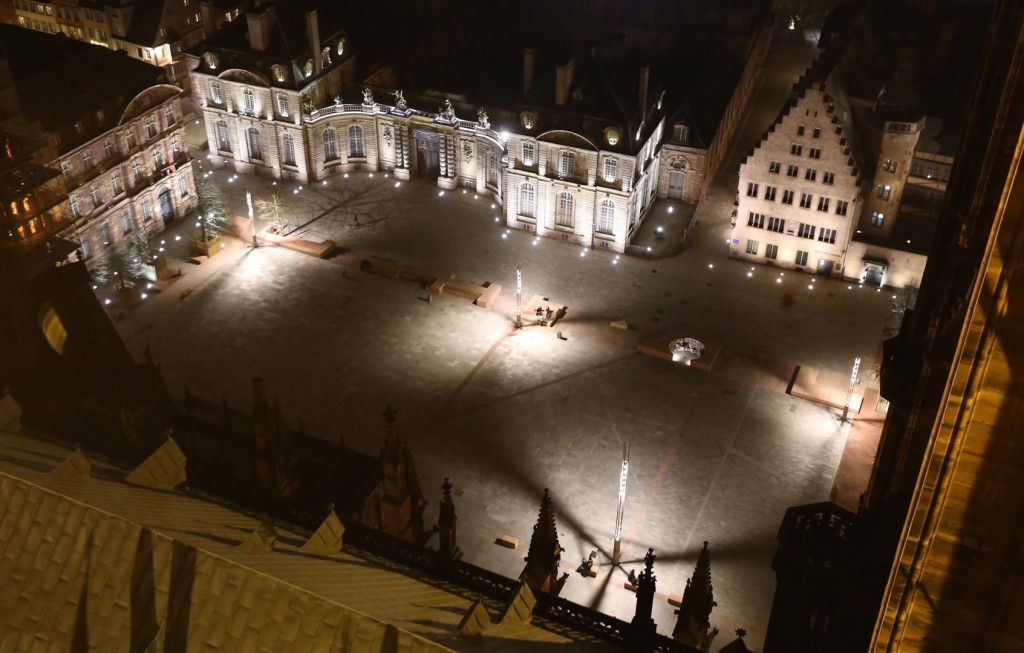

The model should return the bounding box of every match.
[864,263,885,286]
[413,130,439,180]
[159,186,174,223]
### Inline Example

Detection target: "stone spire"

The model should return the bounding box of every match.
[673,540,719,649]
[437,477,461,561]
[520,488,563,594]
[251,378,290,495]
[379,404,427,543]
[629,547,659,651]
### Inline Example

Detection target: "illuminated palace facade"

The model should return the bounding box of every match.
[186,1,733,253]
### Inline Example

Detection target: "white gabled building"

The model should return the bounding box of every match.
[731,75,865,276]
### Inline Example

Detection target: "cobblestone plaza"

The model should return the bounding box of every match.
[110,37,898,648]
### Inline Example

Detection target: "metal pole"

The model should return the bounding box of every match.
[246,190,257,248]
[841,356,861,422]
[515,264,523,329]
[613,442,630,565]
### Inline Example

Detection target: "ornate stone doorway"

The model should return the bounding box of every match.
[413,130,439,180]
[159,186,174,223]
[668,170,686,199]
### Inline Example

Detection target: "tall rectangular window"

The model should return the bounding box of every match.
[805,168,817,181]
[787,164,798,177]
[522,142,535,166]
[126,129,137,150]
[883,159,897,173]
[104,139,114,158]
[90,184,101,208]
[769,160,781,174]
[745,239,758,255]
[836,200,848,216]
[817,197,830,212]
[877,184,891,200]
[348,125,364,158]
[603,157,617,182]
[767,216,785,233]
[178,175,188,197]
[60,160,72,180]
[822,171,835,185]
[171,136,181,155]
[796,125,805,136]
[216,121,230,152]
[141,198,152,221]
[818,228,836,244]
[559,151,575,177]
[764,186,777,201]
[782,190,794,205]
[871,211,884,227]
[791,144,803,156]
[146,117,157,138]
[99,222,111,246]
[164,105,175,126]
[812,127,821,138]
[211,81,222,103]
[111,171,123,194]
[765,243,778,259]
[746,182,759,197]
[798,223,815,239]
[69,194,80,217]
[120,209,132,235]
[747,212,765,229]
[132,159,143,184]
[799,193,812,208]
[795,250,808,266]
[82,149,93,170]
[809,147,821,159]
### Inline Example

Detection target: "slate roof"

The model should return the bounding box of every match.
[0,429,616,652]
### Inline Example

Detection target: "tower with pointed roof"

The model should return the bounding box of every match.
[436,477,461,562]
[378,404,427,543]
[629,547,659,651]
[520,488,563,594]
[673,541,719,650]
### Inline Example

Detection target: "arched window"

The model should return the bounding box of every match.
[519,182,535,217]
[559,151,575,177]
[598,199,615,233]
[247,127,263,160]
[555,191,574,228]
[242,88,256,114]
[281,133,295,165]
[210,81,222,104]
[216,120,230,152]
[323,128,337,160]
[349,124,364,158]
[487,151,499,186]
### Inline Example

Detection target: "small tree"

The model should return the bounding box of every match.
[196,174,230,243]
[254,193,287,230]
[91,237,148,292]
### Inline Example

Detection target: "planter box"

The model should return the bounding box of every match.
[194,235,222,258]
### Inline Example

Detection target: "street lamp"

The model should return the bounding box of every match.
[514,264,523,329]
[841,357,861,423]
[613,442,630,565]
[246,190,257,248]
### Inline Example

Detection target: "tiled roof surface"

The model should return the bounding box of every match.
[0,429,607,651]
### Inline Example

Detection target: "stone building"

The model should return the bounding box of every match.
[731,71,865,277]
[6,0,219,91]
[0,25,197,270]
[190,0,773,254]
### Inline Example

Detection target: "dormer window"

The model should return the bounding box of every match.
[521,112,536,130]
[304,59,314,78]
[558,151,575,178]
[321,47,331,67]
[203,51,218,70]
[210,81,222,104]
[604,128,620,146]
[74,121,84,135]
[242,88,256,115]
[272,64,286,82]
[673,123,689,144]
[336,39,346,56]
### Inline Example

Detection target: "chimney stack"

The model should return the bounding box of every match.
[246,7,276,52]
[306,9,322,74]
[555,59,575,107]
[638,65,650,119]
[523,48,535,95]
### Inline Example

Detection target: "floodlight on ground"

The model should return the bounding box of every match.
[462,189,467,194]
[322,180,327,185]
[104,299,111,305]
[848,285,853,289]
[612,259,618,265]
[708,263,714,269]
[668,206,674,213]
[272,181,277,185]
[161,240,166,244]
[646,246,652,252]
[747,271,752,277]
[343,173,349,178]
[808,285,813,290]
[491,203,496,209]
[369,173,374,178]
[501,233,508,239]
[474,194,479,199]
[580,250,586,257]
[293,189,299,194]
[859,284,864,288]
[776,278,782,283]
[92,285,97,290]
[228,178,234,183]
[141,293,148,300]
[395,181,401,187]
[159,247,164,252]
[439,190,445,197]
[221,242,225,248]
[175,235,181,241]
[147,283,153,289]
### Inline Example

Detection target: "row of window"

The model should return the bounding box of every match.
[746,183,850,216]
[69,165,188,219]
[518,183,617,234]
[63,131,179,183]
[746,213,838,243]
[767,161,837,185]
[795,125,822,139]
[518,143,619,183]
[789,144,822,159]
[744,240,831,263]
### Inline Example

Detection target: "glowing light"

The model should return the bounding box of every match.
[272,181,277,186]
[195,222,201,227]
[474,195,479,199]
[808,285,814,290]
[92,285,97,290]
[747,271,753,277]
[668,207,674,213]
[776,278,782,283]
[395,181,401,187]
[656,226,664,233]
[462,189,467,194]
[175,235,181,241]
[322,180,328,185]
[141,293,148,299]
[708,263,714,269]
[369,173,374,178]
[646,246,652,252]
[580,250,586,257]
[491,203,496,209]
[501,233,508,239]
[104,299,112,305]
[344,173,349,178]
[500,131,509,142]
[494,217,500,222]
[293,189,299,194]
[147,283,153,289]
[612,259,618,265]
[220,242,225,248]
[439,191,445,197]
[228,178,234,183]
[161,240,166,245]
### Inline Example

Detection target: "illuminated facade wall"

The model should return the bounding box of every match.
[61,86,198,262]
[731,85,864,276]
